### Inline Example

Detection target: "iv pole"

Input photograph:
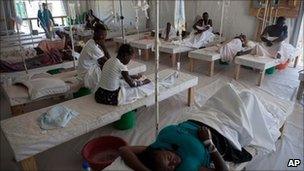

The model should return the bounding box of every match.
[154,0,160,137]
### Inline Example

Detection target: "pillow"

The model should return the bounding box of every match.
[20,78,70,100]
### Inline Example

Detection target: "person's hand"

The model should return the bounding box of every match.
[37,23,40,27]
[142,79,151,85]
[266,41,273,47]
[198,126,212,141]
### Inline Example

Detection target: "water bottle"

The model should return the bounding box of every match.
[82,160,91,171]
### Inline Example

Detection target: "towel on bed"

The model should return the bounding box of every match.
[38,105,79,130]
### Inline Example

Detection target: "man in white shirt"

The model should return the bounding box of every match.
[77,23,111,79]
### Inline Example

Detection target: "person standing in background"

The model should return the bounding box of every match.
[37,3,55,39]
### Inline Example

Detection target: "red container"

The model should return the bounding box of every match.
[277,60,290,70]
[81,136,127,171]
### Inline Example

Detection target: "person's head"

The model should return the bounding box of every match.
[276,16,286,27]
[89,9,94,15]
[139,147,181,171]
[239,34,247,43]
[117,44,134,65]
[202,12,209,21]
[42,3,47,10]
[93,23,107,41]
[166,22,171,28]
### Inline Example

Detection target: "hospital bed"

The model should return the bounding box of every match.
[129,37,155,60]
[234,54,300,86]
[159,35,225,67]
[1,61,146,116]
[0,60,78,85]
[1,69,198,171]
[188,46,253,76]
[113,31,151,45]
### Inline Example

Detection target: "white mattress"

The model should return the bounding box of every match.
[113,32,151,44]
[0,69,198,162]
[188,46,221,61]
[0,61,78,84]
[1,60,147,107]
[234,54,279,70]
[159,35,225,54]
[129,37,155,50]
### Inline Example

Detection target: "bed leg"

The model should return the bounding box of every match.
[20,156,38,171]
[209,61,215,77]
[189,58,194,72]
[143,49,149,61]
[235,64,241,80]
[294,56,299,68]
[11,105,25,116]
[257,70,265,86]
[297,81,304,100]
[171,54,176,67]
[187,87,195,106]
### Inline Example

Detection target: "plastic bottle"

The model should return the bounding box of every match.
[82,160,91,171]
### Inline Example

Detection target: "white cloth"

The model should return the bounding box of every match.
[118,82,154,105]
[219,38,244,62]
[117,71,178,105]
[99,57,128,91]
[161,26,177,40]
[180,29,215,49]
[19,78,70,100]
[251,36,298,61]
[83,64,101,92]
[77,39,105,79]
[38,105,79,130]
[183,84,278,153]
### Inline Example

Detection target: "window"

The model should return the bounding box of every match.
[14,0,67,34]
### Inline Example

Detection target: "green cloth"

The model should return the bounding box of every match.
[150,121,211,171]
[73,87,92,98]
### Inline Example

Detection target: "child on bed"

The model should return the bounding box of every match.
[95,44,151,105]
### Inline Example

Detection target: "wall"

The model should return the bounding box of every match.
[87,0,147,31]
[185,0,257,40]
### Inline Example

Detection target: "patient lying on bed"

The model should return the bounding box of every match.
[95,44,150,105]
[218,34,249,62]
[117,84,282,171]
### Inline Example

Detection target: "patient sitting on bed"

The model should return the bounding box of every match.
[95,44,150,105]
[180,12,215,49]
[251,17,298,60]
[161,22,177,41]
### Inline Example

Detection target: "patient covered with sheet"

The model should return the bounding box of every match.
[106,84,283,170]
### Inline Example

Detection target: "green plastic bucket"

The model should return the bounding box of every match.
[47,68,64,75]
[114,111,136,130]
[266,67,276,75]
[73,87,92,98]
